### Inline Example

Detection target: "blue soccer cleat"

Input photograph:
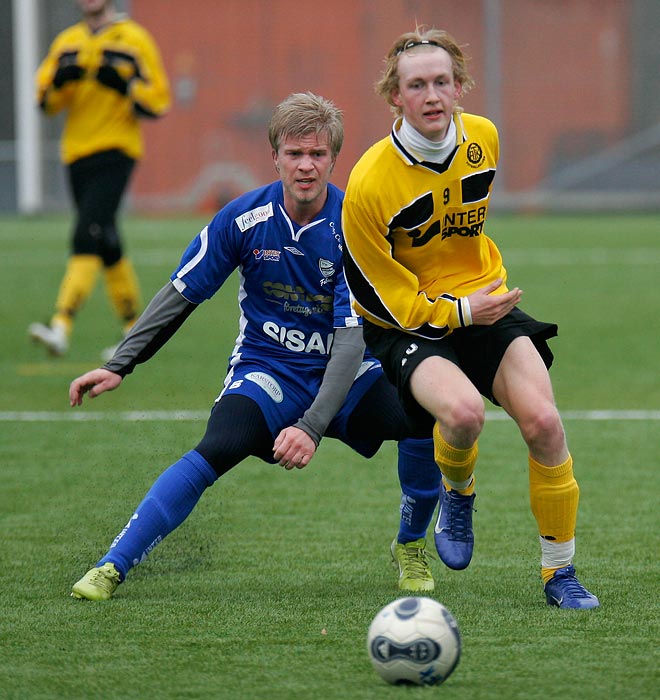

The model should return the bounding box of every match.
[433,482,475,570]
[544,565,600,609]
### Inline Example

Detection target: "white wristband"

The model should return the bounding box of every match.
[461,297,472,326]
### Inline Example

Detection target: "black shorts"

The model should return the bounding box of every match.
[363,307,558,425]
[67,149,135,265]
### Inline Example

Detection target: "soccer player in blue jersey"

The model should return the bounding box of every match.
[68,92,441,600]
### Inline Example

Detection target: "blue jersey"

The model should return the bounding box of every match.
[169,181,383,442]
[171,181,362,370]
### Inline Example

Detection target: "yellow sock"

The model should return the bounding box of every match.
[529,454,579,583]
[433,423,477,495]
[52,255,102,332]
[104,257,141,330]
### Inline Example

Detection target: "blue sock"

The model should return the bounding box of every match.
[98,450,217,579]
[397,438,440,544]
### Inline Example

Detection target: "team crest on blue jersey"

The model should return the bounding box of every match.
[318,258,335,284]
[253,248,281,262]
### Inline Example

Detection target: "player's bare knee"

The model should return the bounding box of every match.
[443,400,485,442]
[519,405,565,453]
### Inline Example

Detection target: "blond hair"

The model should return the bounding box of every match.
[268,92,344,157]
[375,27,475,116]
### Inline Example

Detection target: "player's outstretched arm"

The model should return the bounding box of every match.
[69,369,122,407]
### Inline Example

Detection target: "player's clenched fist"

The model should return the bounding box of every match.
[69,368,122,406]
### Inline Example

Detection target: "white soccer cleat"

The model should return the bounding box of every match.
[100,342,119,363]
[28,321,69,356]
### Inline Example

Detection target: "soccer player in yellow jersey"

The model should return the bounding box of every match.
[342,27,599,608]
[29,0,170,358]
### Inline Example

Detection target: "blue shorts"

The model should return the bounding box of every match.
[216,357,384,455]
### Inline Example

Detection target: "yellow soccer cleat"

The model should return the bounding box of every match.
[390,538,435,592]
[71,563,121,601]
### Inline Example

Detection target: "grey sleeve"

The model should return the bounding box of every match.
[103,281,198,377]
[293,325,366,445]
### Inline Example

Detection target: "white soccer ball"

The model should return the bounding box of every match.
[366,596,461,686]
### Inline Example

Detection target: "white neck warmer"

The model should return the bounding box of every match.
[398,116,457,164]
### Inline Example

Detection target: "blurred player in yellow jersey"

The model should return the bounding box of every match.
[29,0,170,358]
[342,27,599,608]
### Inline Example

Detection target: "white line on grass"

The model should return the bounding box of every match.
[502,248,660,266]
[6,248,660,268]
[1,410,659,422]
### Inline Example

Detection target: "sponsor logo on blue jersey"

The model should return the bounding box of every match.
[253,248,281,261]
[235,202,274,232]
[263,281,332,312]
[262,322,333,354]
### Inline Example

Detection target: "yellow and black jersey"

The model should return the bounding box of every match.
[343,112,507,340]
[36,14,170,164]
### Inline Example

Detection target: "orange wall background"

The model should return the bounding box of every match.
[129,0,631,211]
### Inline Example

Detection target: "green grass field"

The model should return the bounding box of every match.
[1,212,658,699]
